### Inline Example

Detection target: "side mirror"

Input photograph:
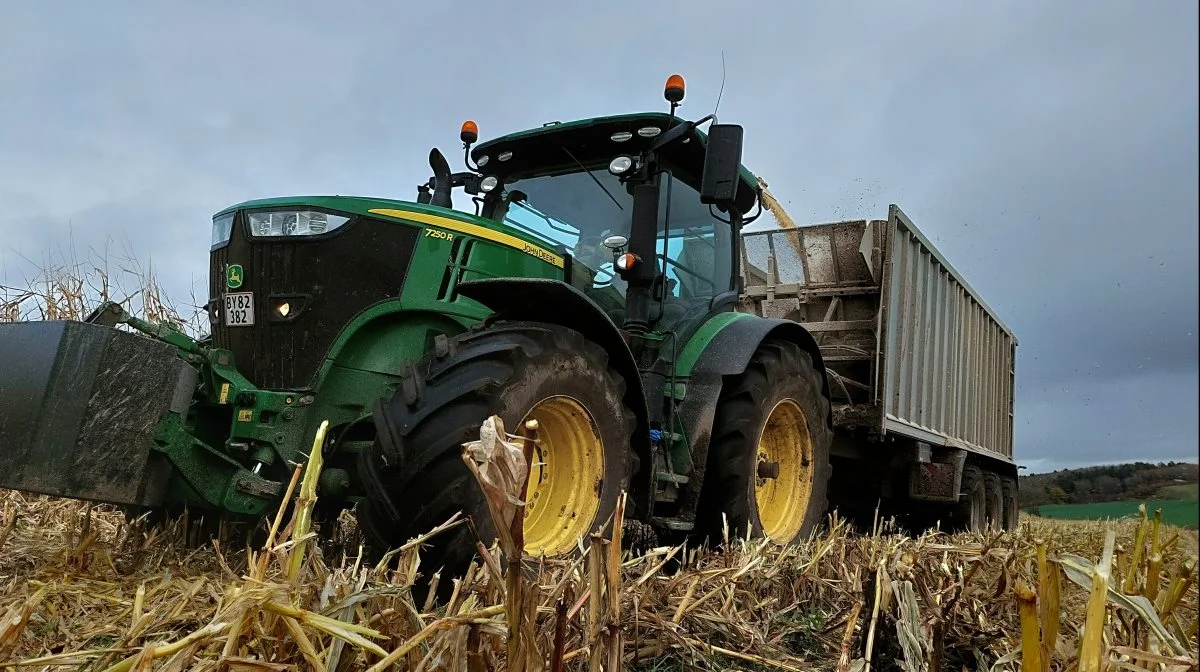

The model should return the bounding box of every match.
[700,123,744,206]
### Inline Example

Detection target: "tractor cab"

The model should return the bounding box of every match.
[469,113,750,333]
[419,76,761,343]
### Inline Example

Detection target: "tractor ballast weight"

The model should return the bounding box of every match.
[0,319,195,507]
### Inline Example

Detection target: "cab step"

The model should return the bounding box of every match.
[653,471,689,504]
[651,516,694,532]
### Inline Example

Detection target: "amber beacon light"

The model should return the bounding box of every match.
[460,120,479,145]
[664,74,686,103]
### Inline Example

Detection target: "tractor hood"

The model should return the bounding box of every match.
[205,197,565,390]
[207,197,434,390]
[211,195,450,247]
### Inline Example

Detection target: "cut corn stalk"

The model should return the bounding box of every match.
[0,402,1195,670]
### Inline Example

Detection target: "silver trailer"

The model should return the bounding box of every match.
[738,204,1018,530]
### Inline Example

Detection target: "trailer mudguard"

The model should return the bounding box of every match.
[672,314,832,516]
[455,277,654,512]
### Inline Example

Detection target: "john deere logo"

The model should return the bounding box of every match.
[226,264,244,289]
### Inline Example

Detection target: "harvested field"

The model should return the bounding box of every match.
[0,475,1196,670]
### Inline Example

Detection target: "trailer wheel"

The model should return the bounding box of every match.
[1001,477,1020,530]
[356,321,634,592]
[696,339,832,546]
[983,472,1005,530]
[953,465,987,532]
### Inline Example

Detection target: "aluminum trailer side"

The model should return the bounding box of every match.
[737,204,1018,530]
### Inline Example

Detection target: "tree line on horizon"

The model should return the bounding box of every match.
[1018,461,1198,507]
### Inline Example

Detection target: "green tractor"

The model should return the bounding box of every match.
[0,74,836,578]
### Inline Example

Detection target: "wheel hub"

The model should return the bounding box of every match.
[757,459,781,480]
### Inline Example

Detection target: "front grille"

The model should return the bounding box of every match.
[208,213,420,390]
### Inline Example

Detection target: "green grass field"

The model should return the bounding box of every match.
[1030,499,1198,529]
[1156,482,1199,500]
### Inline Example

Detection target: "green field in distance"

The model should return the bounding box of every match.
[1029,498,1198,529]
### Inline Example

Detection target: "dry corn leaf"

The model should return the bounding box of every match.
[1060,552,1189,656]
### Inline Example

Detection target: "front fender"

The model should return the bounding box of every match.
[689,316,831,407]
[674,313,833,519]
[456,278,654,518]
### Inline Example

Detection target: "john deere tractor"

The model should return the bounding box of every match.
[0,75,834,577]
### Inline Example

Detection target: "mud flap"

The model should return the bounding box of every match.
[0,320,198,506]
[907,446,968,503]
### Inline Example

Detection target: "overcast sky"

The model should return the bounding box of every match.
[2,1,1196,473]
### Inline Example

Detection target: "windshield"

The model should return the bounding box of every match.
[488,159,735,329]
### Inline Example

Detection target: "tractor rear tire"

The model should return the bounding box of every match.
[1001,476,1020,530]
[953,465,987,533]
[356,321,634,594]
[695,339,833,547]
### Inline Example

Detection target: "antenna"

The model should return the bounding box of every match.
[712,50,727,121]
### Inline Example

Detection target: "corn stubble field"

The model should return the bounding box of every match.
[1,260,1197,671]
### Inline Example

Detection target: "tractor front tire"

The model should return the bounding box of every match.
[356,321,634,593]
[695,339,833,547]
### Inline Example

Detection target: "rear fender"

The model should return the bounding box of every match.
[674,315,832,512]
[684,316,831,401]
[455,278,654,517]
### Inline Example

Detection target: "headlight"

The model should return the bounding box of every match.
[247,210,351,238]
[609,156,634,175]
[211,212,235,247]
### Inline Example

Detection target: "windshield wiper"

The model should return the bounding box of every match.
[508,196,578,237]
[560,146,624,211]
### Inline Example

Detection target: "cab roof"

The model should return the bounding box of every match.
[471,112,762,215]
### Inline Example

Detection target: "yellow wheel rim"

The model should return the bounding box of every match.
[754,398,814,542]
[521,395,605,556]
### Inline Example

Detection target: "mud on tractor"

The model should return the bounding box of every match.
[0,74,1019,584]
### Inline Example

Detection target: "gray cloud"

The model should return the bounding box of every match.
[2,0,1196,472]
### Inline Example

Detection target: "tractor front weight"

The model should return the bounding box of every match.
[0,302,319,519]
[145,330,323,518]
